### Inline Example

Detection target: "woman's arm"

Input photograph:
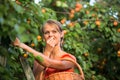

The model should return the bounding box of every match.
[16,42,52,67]
[33,60,44,77]
[13,38,74,70]
[33,60,44,75]
[20,42,74,69]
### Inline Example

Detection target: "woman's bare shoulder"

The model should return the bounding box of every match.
[60,51,76,61]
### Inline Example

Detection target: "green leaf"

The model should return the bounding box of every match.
[14,24,26,34]
[35,56,43,62]
[91,24,96,29]
[10,1,24,14]
[56,1,62,7]
[18,34,30,42]
[56,1,68,8]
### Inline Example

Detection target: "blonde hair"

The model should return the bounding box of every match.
[42,19,62,33]
[41,19,64,47]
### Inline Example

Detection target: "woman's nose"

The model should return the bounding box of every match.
[49,32,54,36]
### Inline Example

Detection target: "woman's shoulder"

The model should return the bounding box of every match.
[61,52,76,61]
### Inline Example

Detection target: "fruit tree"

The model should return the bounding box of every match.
[0,0,120,80]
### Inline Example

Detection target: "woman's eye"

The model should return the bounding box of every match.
[44,30,57,35]
[44,31,49,34]
[52,30,57,33]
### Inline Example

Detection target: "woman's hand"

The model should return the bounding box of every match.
[44,37,56,53]
[13,38,21,47]
[46,37,56,48]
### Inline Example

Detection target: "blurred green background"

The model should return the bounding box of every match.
[0,0,120,80]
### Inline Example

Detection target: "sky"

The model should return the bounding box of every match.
[90,0,95,5]
[34,0,40,4]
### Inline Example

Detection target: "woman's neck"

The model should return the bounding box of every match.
[53,45,62,53]
[50,46,63,59]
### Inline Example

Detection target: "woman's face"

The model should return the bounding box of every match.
[43,23,63,46]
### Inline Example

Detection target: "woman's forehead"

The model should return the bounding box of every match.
[43,23,60,31]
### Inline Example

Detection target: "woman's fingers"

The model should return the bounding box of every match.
[13,37,20,46]
[49,39,56,47]
[47,37,56,47]
[47,37,54,43]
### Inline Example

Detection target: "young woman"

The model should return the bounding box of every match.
[13,19,84,80]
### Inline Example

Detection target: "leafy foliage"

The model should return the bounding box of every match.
[0,0,120,80]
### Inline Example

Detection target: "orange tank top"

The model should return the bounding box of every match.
[44,54,76,78]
